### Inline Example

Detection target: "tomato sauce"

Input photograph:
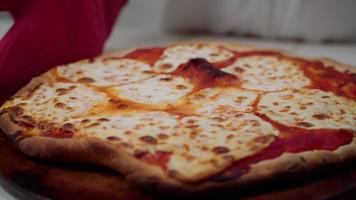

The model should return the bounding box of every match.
[212,114,353,181]
[124,48,165,66]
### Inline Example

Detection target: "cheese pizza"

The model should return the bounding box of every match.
[0,42,355,193]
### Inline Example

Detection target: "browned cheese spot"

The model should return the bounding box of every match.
[86,122,100,128]
[109,98,128,110]
[226,134,234,140]
[54,102,65,108]
[78,77,95,83]
[312,113,330,120]
[97,118,110,122]
[124,130,132,135]
[234,113,244,118]
[143,70,156,74]
[134,149,147,157]
[159,77,173,81]
[212,117,224,122]
[234,67,244,73]
[140,136,157,145]
[106,136,121,141]
[296,122,314,127]
[157,133,169,140]
[120,142,133,148]
[55,86,76,95]
[81,119,90,124]
[212,146,230,154]
[176,84,188,90]
[160,63,173,70]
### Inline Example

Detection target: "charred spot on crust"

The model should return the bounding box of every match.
[172,58,239,90]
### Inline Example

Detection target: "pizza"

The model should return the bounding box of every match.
[0,41,355,193]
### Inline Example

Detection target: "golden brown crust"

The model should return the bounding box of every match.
[0,40,355,194]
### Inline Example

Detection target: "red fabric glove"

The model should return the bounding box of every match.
[0,0,127,101]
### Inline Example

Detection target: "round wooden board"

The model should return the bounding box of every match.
[0,131,356,200]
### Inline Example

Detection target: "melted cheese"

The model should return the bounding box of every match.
[72,111,279,182]
[187,87,258,116]
[165,113,279,181]
[4,83,107,123]
[57,58,154,86]
[154,43,234,73]
[258,89,356,130]
[223,56,310,91]
[109,75,193,109]
[72,111,179,154]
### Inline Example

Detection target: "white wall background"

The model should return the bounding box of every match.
[113,0,356,42]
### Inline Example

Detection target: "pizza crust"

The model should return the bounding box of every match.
[0,41,355,194]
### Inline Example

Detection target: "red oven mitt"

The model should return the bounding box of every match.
[0,0,127,102]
